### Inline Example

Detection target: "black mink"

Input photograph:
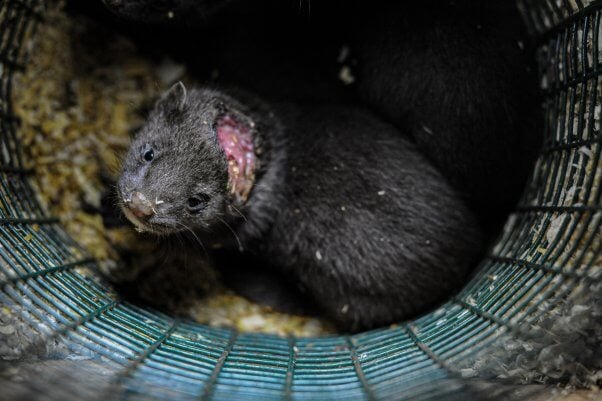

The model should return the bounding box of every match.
[117,82,482,331]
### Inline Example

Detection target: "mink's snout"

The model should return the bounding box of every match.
[124,191,156,219]
[118,184,174,233]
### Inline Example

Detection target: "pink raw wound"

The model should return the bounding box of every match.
[217,115,256,202]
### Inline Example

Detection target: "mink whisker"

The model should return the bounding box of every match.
[230,205,247,222]
[158,241,170,269]
[172,229,185,250]
[216,215,243,252]
[175,221,208,256]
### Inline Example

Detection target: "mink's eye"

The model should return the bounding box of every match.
[141,144,154,162]
[144,149,154,161]
[187,194,210,214]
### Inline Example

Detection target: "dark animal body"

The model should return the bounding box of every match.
[350,0,542,230]
[96,0,541,330]
[118,84,482,331]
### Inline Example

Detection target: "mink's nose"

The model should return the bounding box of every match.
[125,191,155,219]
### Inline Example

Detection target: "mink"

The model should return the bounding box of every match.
[348,0,543,231]
[117,82,482,331]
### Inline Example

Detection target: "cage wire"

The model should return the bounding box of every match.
[0,0,600,400]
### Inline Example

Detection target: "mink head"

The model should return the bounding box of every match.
[117,82,259,235]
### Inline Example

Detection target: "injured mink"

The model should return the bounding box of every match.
[117,82,482,331]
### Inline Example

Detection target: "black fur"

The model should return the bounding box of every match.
[118,84,482,331]
[350,0,543,231]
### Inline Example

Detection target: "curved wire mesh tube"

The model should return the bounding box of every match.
[0,0,600,400]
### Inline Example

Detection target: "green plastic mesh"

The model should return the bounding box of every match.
[0,0,600,400]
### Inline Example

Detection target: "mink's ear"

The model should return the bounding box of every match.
[157,81,187,112]
[213,97,254,129]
